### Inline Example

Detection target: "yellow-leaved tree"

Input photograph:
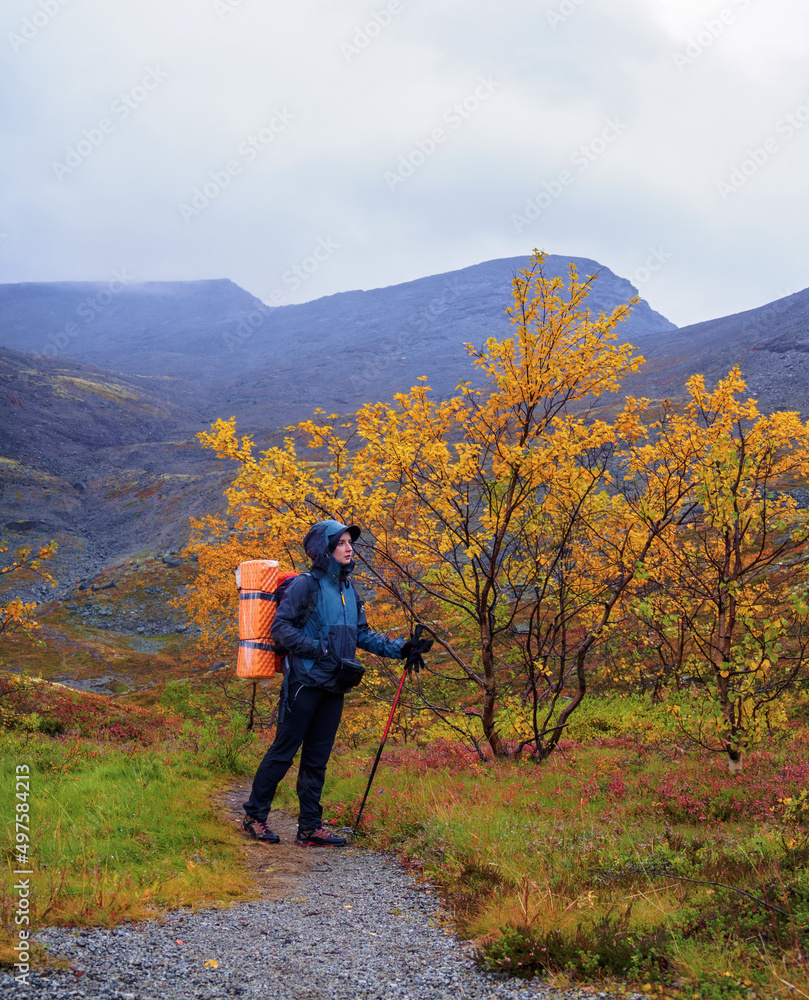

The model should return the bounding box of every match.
[185,252,659,756]
[606,369,809,770]
[183,251,809,763]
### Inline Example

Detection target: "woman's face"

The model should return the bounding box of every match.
[332,531,353,565]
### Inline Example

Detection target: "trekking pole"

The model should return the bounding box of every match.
[350,623,423,834]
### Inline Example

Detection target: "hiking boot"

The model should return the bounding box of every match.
[295,827,347,848]
[242,815,280,843]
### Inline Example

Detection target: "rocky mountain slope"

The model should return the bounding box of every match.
[3,252,809,595]
[0,348,231,592]
[0,254,675,430]
[622,285,809,416]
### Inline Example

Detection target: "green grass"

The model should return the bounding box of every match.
[1,733,256,950]
[0,678,267,967]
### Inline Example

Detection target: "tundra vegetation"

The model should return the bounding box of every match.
[1,252,808,994]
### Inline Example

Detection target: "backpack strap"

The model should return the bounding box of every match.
[293,571,322,629]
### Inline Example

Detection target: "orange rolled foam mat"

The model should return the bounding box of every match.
[236,559,279,679]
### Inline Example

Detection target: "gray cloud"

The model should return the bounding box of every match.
[1,0,808,327]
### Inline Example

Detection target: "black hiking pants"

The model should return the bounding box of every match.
[243,682,344,831]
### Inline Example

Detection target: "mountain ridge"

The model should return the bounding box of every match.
[2,252,808,590]
[623,284,809,415]
[0,253,675,392]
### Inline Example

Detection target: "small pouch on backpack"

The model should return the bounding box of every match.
[336,657,365,690]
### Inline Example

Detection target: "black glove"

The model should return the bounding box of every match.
[401,638,434,659]
[401,635,433,673]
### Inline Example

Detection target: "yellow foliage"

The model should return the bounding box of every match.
[180,250,809,762]
[606,368,809,759]
[181,252,649,756]
[0,540,57,641]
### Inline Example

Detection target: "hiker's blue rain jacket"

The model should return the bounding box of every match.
[271,519,405,693]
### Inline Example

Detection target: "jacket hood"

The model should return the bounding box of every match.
[303,519,361,572]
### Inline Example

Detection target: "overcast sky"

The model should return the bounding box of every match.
[1,0,807,328]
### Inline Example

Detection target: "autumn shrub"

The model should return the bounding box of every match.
[783,686,809,725]
[320,719,809,996]
[160,677,198,718]
[0,671,179,744]
[559,692,678,745]
[484,912,673,981]
[0,540,57,642]
[339,693,396,750]
[160,677,228,722]
[780,788,809,828]
[179,713,258,776]
[634,745,809,826]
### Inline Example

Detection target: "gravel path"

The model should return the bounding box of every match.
[9,844,592,1000]
[8,788,627,1000]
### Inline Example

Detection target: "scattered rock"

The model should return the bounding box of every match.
[54,674,123,695]
[202,660,227,674]
[791,488,809,509]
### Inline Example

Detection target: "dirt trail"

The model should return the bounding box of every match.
[211,783,317,899]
